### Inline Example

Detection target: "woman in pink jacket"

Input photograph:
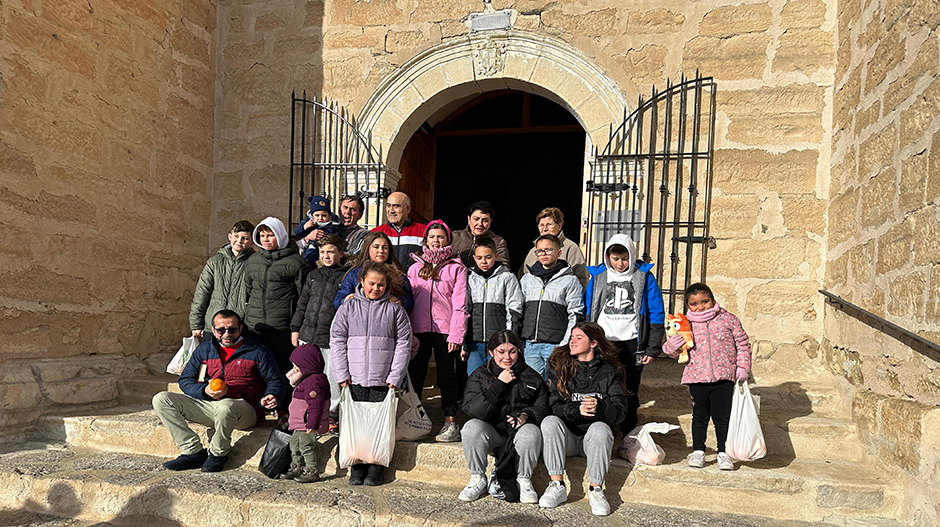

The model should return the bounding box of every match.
[663,283,752,471]
[407,220,470,442]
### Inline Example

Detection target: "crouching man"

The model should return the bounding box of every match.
[153,309,286,472]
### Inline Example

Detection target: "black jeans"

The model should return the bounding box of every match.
[688,380,734,452]
[255,328,294,411]
[614,339,643,435]
[349,384,390,402]
[409,332,459,417]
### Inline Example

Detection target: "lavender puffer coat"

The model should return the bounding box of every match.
[663,308,752,385]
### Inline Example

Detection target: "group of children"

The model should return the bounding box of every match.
[191,196,753,512]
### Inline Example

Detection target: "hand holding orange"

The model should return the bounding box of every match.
[209,378,226,391]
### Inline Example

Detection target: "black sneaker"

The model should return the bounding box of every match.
[163,449,208,471]
[200,453,228,473]
[363,464,384,486]
[348,464,367,486]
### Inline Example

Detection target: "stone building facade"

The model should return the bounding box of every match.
[1,0,938,523]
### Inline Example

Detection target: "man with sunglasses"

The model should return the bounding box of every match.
[153,309,286,473]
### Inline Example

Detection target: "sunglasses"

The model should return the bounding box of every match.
[213,326,239,335]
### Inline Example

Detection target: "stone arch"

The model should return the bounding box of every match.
[358,30,629,172]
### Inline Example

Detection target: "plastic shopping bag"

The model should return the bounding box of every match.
[166,336,198,375]
[619,422,680,466]
[338,387,398,468]
[396,373,432,441]
[725,381,767,462]
[258,420,292,479]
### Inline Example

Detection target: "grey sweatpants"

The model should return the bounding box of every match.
[540,415,614,485]
[152,391,257,456]
[461,419,542,478]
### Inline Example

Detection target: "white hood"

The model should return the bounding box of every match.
[604,233,637,275]
[253,216,289,250]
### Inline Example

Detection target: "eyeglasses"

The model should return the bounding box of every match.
[535,248,557,256]
[538,222,557,229]
[213,326,239,335]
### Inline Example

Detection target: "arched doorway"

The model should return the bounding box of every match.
[396,90,586,271]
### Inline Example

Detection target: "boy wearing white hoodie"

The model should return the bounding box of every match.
[584,234,665,435]
[245,217,311,376]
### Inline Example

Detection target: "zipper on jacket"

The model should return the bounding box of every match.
[705,321,715,381]
[261,258,271,323]
[534,286,545,340]
[481,278,489,338]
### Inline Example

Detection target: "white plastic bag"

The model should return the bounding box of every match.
[726,381,766,462]
[619,422,680,465]
[396,373,432,441]
[338,387,398,468]
[166,336,199,375]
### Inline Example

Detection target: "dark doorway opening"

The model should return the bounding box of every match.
[397,90,586,273]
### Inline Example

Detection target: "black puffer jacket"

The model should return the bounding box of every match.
[546,355,627,436]
[244,247,310,332]
[463,358,548,436]
[290,264,349,346]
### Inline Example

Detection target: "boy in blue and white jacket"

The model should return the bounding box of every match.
[584,233,665,435]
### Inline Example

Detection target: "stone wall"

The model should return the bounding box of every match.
[0,0,216,434]
[213,0,835,376]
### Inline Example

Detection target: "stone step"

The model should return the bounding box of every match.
[35,406,901,523]
[5,443,907,527]
[117,373,181,405]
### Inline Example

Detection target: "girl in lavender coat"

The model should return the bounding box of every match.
[663,282,752,471]
[330,261,413,486]
[407,220,470,443]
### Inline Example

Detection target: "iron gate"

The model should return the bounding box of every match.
[288,91,390,229]
[586,73,717,313]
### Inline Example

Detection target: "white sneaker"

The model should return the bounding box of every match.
[688,450,705,468]
[538,480,567,508]
[717,452,735,470]
[458,474,488,501]
[435,422,460,442]
[517,477,538,504]
[588,486,610,516]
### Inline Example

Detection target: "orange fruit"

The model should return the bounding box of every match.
[209,378,226,391]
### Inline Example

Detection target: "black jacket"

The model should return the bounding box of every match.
[244,247,310,332]
[546,355,627,436]
[290,264,349,346]
[463,359,548,436]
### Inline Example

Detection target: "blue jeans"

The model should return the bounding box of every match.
[465,341,489,375]
[524,342,558,379]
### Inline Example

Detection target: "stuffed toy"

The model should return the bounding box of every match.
[665,314,694,364]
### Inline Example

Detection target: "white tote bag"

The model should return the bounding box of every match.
[619,422,680,465]
[725,381,767,462]
[396,373,432,441]
[166,336,199,375]
[338,387,398,468]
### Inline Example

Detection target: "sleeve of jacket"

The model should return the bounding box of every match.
[304,374,330,430]
[295,260,311,298]
[259,346,288,403]
[568,247,589,289]
[177,346,212,400]
[387,305,413,388]
[546,370,581,422]
[496,237,511,268]
[447,264,470,344]
[462,370,504,421]
[730,314,753,372]
[189,259,215,331]
[595,365,627,428]
[521,377,550,425]
[562,278,585,343]
[334,269,357,310]
[329,306,351,384]
[291,278,312,332]
[505,275,524,334]
[583,267,600,322]
[398,273,415,313]
[641,273,666,357]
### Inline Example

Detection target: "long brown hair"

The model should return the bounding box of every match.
[359,260,403,299]
[416,221,454,281]
[547,321,626,399]
[350,231,404,272]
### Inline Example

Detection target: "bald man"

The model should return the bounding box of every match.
[371,191,426,271]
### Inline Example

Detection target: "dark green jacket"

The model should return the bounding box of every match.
[244,247,310,332]
[189,245,255,331]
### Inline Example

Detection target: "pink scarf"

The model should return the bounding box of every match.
[686,302,721,323]
[414,245,453,266]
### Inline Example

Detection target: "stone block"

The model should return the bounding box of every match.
[848,242,875,284]
[887,271,926,317]
[170,25,211,67]
[303,0,324,28]
[324,27,386,53]
[854,101,881,137]
[0,383,44,410]
[864,28,905,94]
[0,140,37,181]
[881,396,931,472]
[540,8,617,36]
[44,379,119,405]
[774,28,835,74]
[181,0,215,31]
[30,355,147,383]
[412,0,478,22]
[876,217,914,274]
[272,35,323,59]
[385,30,424,53]
[858,122,896,177]
[329,0,405,26]
[683,34,770,81]
[254,13,286,33]
[826,252,848,287]
[709,194,760,239]
[835,35,852,86]
[834,69,861,132]
[223,40,266,67]
[884,37,938,112]
[745,281,819,317]
[610,45,667,86]
[927,265,940,324]
[441,19,470,37]
[899,151,928,213]
[815,484,884,510]
[912,206,940,266]
[623,8,685,33]
[780,195,824,237]
[907,0,940,33]
[713,149,818,195]
[861,167,897,229]
[4,9,97,80]
[828,187,859,247]
[709,237,818,279]
[781,0,828,28]
[698,3,771,37]
[722,85,826,145]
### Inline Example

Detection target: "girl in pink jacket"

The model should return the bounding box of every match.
[407,220,470,443]
[663,283,752,471]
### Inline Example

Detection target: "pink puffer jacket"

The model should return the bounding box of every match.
[663,308,752,384]
[407,256,469,345]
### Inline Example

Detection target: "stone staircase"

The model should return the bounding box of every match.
[0,359,909,526]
